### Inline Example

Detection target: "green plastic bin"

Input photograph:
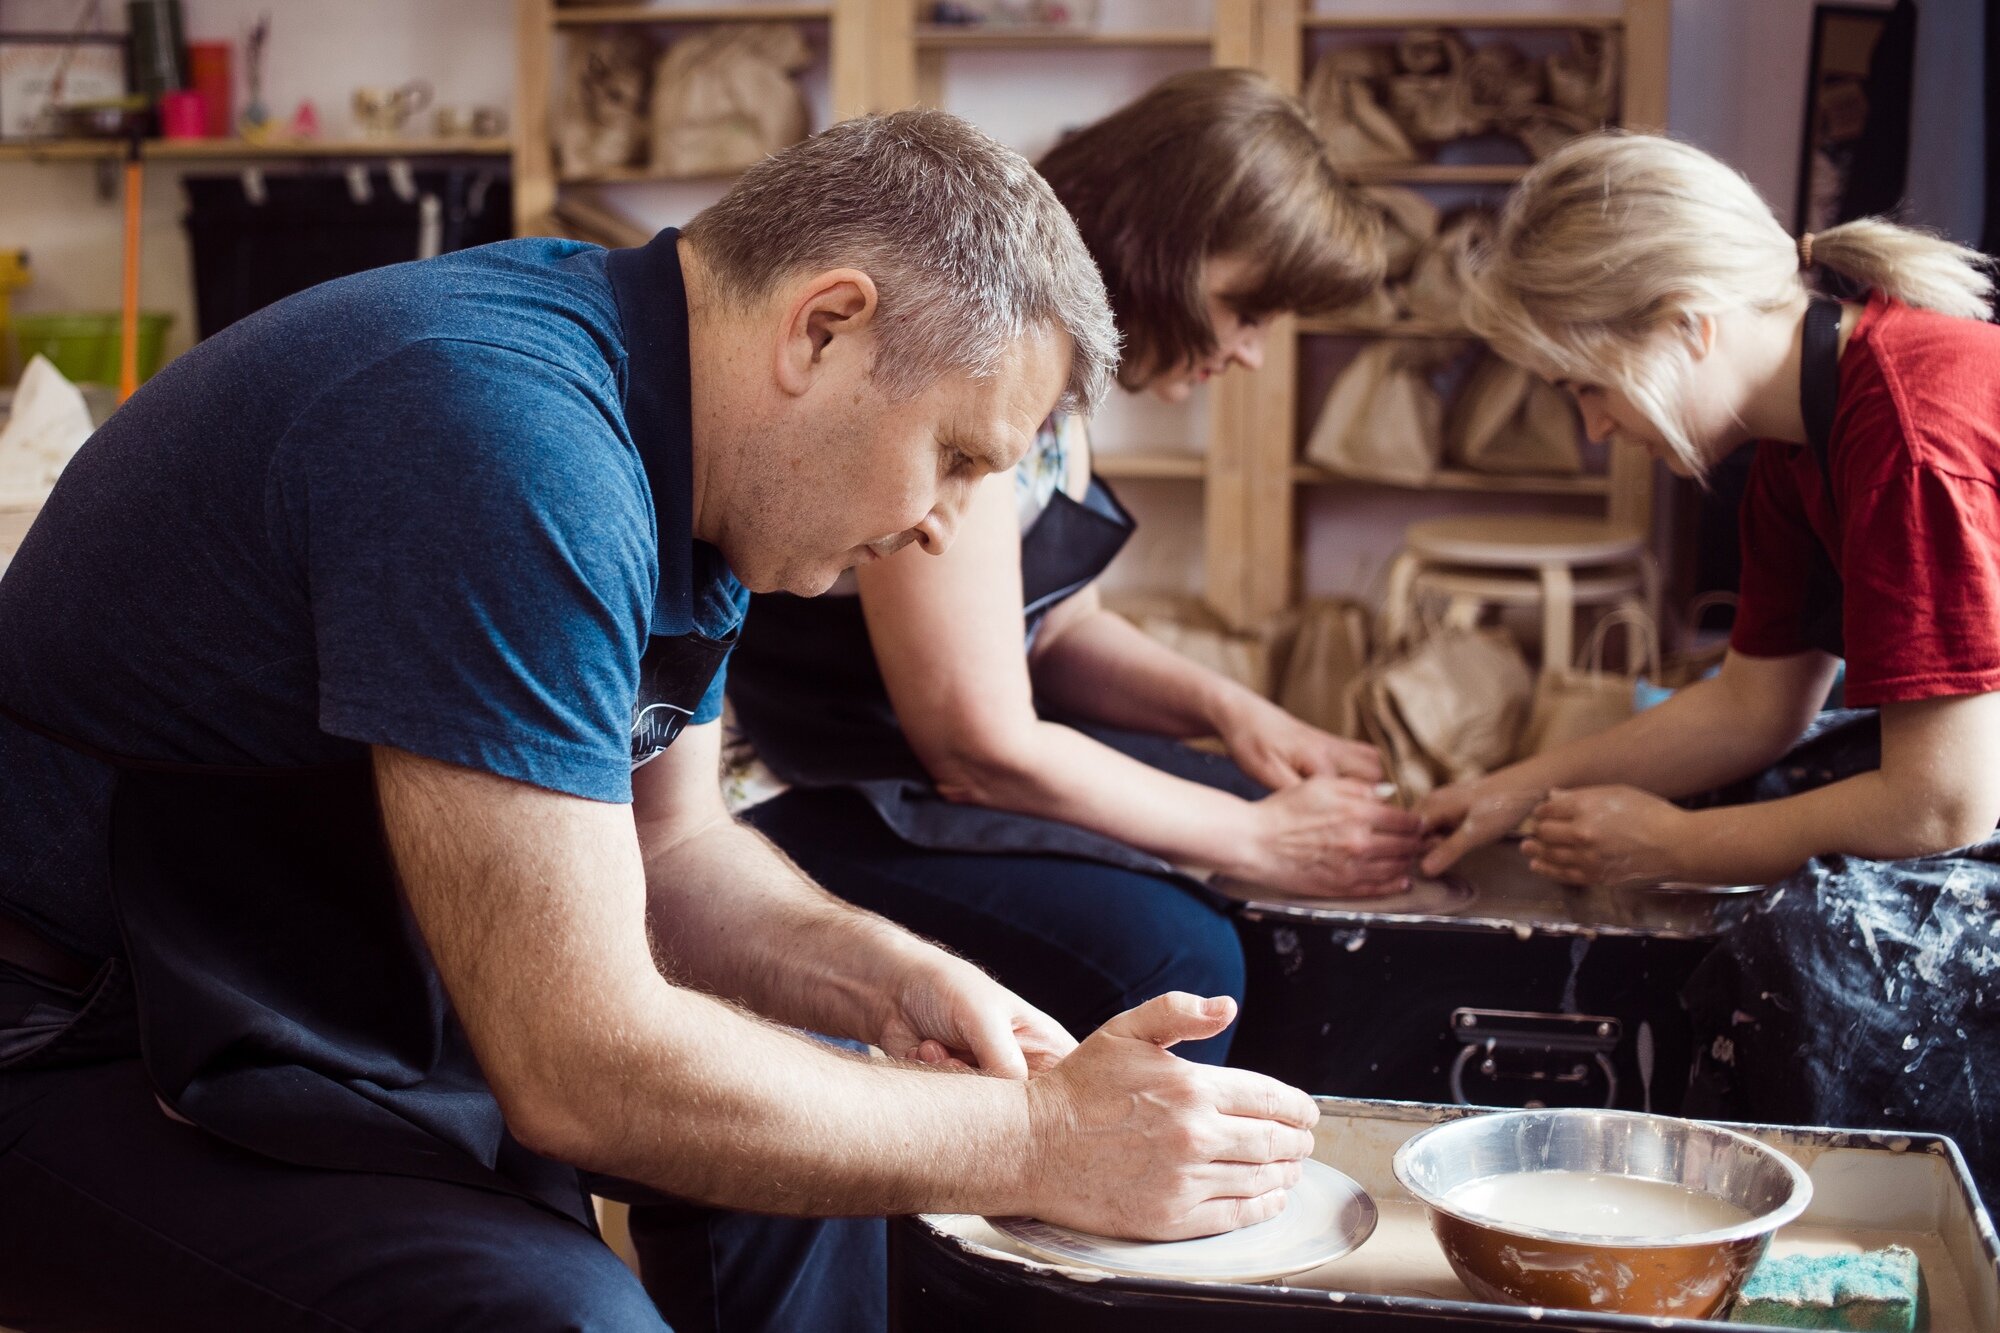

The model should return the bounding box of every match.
[11,312,173,386]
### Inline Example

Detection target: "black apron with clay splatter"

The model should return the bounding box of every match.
[729,478,1263,877]
[1681,302,2000,1203]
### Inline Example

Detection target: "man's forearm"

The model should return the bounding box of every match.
[377,747,1042,1219]
[570,979,1039,1216]
[641,816,930,1042]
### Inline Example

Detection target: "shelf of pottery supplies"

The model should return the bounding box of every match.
[913,24,1214,49]
[1290,463,1612,495]
[1299,11,1625,31]
[1297,315,1475,338]
[552,3,832,24]
[1340,161,1531,184]
[0,137,513,163]
[1091,451,1208,481]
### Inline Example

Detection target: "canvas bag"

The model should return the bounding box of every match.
[1303,47,1418,167]
[650,24,811,177]
[1305,341,1447,488]
[1352,615,1534,792]
[1517,605,1661,759]
[1364,185,1440,282]
[1402,208,1493,328]
[1277,599,1373,740]
[1445,353,1584,475]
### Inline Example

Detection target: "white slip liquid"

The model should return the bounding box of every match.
[1446,1171,1754,1239]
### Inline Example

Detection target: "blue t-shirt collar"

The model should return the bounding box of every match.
[604,228,697,635]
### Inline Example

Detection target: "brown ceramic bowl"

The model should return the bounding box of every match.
[1392,1108,1812,1318]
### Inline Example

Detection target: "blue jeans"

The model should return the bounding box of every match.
[743,787,1247,1065]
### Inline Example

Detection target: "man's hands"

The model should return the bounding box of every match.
[1238,778,1423,897]
[1015,993,1319,1240]
[1214,692,1384,790]
[875,948,1076,1078]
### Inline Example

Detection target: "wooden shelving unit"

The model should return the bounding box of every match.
[0,136,511,164]
[1225,0,1670,630]
[1300,11,1625,29]
[1291,464,1614,495]
[504,0,1671,642]
[912,24,1215,48]
[1093,453,1210,481]
[1342,161,1530,184]
[553,3,835,22]
[514,0,875,236]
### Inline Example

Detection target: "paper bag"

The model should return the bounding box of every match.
[1278,599,1372,739]
[1518,606,1660,758]
[1445,353,1584,475]
[1305,342,1446,488]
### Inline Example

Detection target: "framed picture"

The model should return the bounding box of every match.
[1794,1,1916,234]
[0,33,129,141]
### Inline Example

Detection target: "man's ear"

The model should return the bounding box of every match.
[774,268,878,397]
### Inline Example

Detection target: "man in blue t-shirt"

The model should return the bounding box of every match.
[0,111,1324,1330]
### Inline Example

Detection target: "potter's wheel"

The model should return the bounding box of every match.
[1212,873,1477,916]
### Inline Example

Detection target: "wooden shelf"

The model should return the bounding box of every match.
[914,24,1212,49]
[1093,452,1207,481]
[1342,162,1531,184]
[1298,316,1471,338]
[556,163,741,184]
[1301,12,1623,30]
[1292,463,1611,496]
[0,137,512,163]
[553,3,830,23]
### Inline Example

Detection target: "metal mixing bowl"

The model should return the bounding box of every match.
[1392,1108,1813,1318]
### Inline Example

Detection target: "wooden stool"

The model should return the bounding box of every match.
[1381,516,1659,669]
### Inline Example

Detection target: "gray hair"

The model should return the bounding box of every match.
[684,109,1119,416]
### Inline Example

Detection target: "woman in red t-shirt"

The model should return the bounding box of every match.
[1421,131,2000,1198]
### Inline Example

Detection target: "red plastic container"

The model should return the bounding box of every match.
[187,41,231,138]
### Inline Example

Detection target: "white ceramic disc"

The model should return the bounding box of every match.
[989,1158,1377,1284]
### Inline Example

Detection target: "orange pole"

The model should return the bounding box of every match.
[118,145,144,402]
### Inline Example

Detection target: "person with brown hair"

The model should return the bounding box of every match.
[728,70,1418,1068]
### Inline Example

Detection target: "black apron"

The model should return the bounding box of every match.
[1797,294,1847,657]
[729,478,1264,878]
[0,625,734,1227]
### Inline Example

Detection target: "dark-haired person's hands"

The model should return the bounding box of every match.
[1214,693,1383,790]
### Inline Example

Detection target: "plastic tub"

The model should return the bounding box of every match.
[11,312,173,386]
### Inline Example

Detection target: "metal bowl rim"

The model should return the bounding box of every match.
[1389,1108,1814,1248]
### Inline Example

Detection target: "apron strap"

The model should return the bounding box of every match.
[1801,297,1844,516]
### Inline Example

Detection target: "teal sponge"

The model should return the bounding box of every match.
[1727,1245,1923,1330]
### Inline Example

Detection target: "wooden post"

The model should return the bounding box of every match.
[513,0,556,236]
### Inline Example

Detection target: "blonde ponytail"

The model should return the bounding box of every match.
[1462,130,1994,476]
[1808,217,1993,322]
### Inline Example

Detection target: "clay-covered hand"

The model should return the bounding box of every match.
[1214,693,1384,789]
[1019,993,1320,1240]
[1519,785,1688,888]
[877,950,1076,1079]
[1416,779,1540,876]
[1241,777,1423,897]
